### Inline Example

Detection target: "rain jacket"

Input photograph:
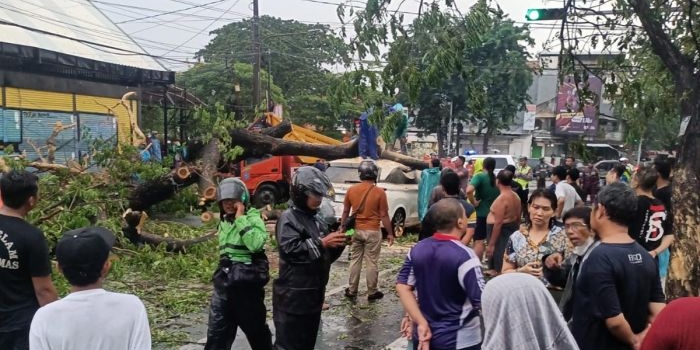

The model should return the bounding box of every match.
[219,208,268,263]
[273,205,344,315]
[418,167,441,221]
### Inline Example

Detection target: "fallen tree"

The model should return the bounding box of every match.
[122,120,429,251]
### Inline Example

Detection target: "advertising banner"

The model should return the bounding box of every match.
[554,75,602,136]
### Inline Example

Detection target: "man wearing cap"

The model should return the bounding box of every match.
[514,156,533,219]
[0,170,57,350]
[29,227,151,350]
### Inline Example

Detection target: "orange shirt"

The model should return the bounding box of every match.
[344,182,388,231]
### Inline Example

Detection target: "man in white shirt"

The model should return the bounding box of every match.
[29,227,151,350]
[551,166,583,220]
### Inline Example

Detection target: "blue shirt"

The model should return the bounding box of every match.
[397,234,485,349]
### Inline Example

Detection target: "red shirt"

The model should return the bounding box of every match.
[640,297,700,350]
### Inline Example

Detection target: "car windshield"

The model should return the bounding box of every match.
[325,165,416,184]
[325,166,360,184]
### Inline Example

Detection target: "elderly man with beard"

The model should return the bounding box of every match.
[543,206,599,322]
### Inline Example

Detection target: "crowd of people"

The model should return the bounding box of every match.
[0,152,697,350]
[399,155,699,350]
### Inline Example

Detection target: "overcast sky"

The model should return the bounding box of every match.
[95,0,566,71]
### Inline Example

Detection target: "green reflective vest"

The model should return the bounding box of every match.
[515,165,532,190]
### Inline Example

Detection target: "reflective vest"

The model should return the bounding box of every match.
[515,165,532,190]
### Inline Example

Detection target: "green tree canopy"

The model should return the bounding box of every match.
[176,61,284,118]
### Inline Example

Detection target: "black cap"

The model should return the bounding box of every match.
[56,227,115,273]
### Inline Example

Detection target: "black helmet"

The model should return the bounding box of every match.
[217,178,250,205]
[358,160,379,181]
[290,166,335,210]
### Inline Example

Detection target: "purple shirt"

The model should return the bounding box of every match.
[397,234,485,349]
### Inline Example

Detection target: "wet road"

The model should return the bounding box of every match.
[177,246,411,350]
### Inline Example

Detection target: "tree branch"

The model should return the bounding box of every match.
[627,0,696,91]
[687,0,700,60]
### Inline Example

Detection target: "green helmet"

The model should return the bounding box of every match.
[216,178,250,205]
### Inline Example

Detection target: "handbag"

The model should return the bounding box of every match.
[342,185,374,231]
[212,253,270,289]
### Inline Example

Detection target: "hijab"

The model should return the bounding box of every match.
[482,273,579,350]
[473,158,484,174]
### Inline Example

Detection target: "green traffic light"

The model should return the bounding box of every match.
[526,9,541,21]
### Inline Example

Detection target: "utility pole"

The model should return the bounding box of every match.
[252,0,261,110]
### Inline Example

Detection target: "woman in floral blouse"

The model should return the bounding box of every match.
[501,189,569,285]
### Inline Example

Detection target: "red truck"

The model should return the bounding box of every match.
[239,113,341,207]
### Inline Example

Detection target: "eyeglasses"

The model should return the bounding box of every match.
[564,222,587,230]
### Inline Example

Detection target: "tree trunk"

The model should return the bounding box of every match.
[228,128,360,159]
[128,166,201,211]
[482,128,491,154]
[196,139,220,206]
[666,96,700,298]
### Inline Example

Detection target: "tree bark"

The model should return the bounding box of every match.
[482,128,491,154]
[195,139,220,206]
[128,166,200,211]
[627,0,700,299]
[665,96,700,298]
[228,128,360,160]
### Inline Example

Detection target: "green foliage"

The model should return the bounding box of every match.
[186,15,350,134]
[1,137,248,345]
[176,61,284,117]
[611,46,681,151]
[339,0,532,152]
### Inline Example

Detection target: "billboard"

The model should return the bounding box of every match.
[523,104,536,131]
[554,75,602,136]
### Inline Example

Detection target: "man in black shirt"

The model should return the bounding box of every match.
[652,158,673,225]
[0,171,57,350]
[629,166,673,258]
[572,183,665,350]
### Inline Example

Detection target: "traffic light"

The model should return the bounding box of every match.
[525,8,566,21]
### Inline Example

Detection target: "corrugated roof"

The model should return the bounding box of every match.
[0,0,166,71]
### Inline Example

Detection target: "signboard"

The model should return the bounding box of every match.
[554,75,602,136]
[523,112,536,131]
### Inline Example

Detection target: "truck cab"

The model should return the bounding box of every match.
[240,155,300,207]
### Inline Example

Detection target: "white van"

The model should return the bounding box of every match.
[467,154,517,175]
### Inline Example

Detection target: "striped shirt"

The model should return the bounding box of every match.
[397,234,485,349]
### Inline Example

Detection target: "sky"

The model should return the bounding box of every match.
[94,0,568,71]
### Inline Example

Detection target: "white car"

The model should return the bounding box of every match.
[467,154,516,174]
[325,158,420,237]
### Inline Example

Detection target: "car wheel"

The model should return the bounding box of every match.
[392,208,406,237]
[253,184,278,208]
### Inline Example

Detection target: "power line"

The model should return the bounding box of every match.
[162,0,242,56]
[0,18,191,65]
[114,0,227,24]
[0,2,201,58]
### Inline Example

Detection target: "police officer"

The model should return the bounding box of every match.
[272,166,346,350]
[514,156,533,219]
[204,178,272,350]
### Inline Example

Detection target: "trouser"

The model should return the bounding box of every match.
[486,222,519,273]
[359,119,379,160]
[517,187,529,219]
[412,339,482,350]
[204,284,272,350]
[273,310,322,350]
[348,229,382,295]
[0,328,29,350]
